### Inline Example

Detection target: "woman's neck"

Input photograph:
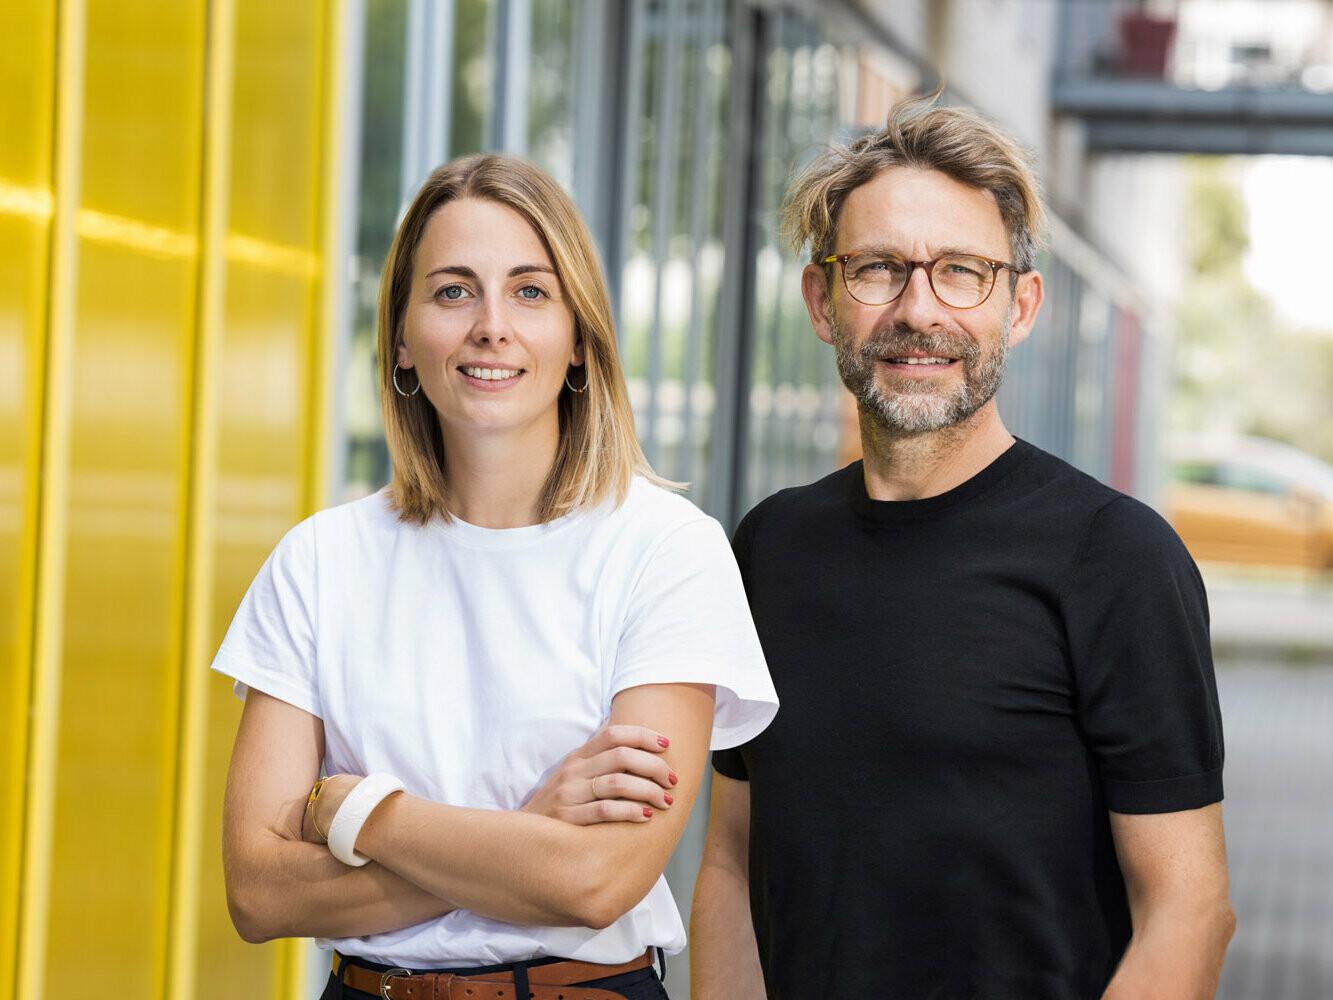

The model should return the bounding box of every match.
[438,420,561,528]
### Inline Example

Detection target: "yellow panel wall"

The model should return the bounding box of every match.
[190,2,331,995]
[3,1,341,997]
[43,7,207,993]
[0,3,56,994]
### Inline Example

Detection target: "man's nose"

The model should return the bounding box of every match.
[890,264,946,328]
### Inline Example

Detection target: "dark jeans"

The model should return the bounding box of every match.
[319,951,670,1000]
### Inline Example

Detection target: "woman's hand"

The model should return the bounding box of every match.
[520,723,679,825]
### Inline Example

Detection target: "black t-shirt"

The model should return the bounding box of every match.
[712,440,1223,1000]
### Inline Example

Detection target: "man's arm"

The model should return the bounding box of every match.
[1102,803,1235,999]
[690,772,766,1000]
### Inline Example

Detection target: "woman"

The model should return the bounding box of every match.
[214,153,776,1000]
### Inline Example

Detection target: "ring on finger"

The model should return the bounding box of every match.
[590,775,602,800]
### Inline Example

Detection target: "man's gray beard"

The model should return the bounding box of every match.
[830,308,1011,433]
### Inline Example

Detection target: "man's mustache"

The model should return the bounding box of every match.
[855,328,980,364]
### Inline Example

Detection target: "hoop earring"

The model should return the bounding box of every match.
[564,368,588,394]
[393,364,421,397]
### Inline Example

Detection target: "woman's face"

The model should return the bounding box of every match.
[396,197,583,446]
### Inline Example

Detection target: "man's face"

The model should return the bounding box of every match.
[805,167,1040,434]
[828,289,1013,433]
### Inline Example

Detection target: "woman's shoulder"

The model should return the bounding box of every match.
[612,476,712,533]
[583,477,726,565]
[278,487,408,554]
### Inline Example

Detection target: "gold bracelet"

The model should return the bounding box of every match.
[308,777,331,841]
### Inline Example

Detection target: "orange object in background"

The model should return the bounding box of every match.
[1164,434,1333,571]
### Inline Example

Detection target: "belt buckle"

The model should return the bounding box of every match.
[379,968,411,999]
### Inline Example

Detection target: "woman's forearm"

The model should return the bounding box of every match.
[339,683,716,929]
[354,796,649,929]
[225,818,455,942]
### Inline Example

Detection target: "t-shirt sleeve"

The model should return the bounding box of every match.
[710,509,759,778]
[1065,496,1223,814]
[610,514,777,750]
[209,518,323,718]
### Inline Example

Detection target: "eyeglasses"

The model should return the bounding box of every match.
[822,250,1026,309]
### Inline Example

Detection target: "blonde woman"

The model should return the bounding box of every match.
[215,154,776,1000]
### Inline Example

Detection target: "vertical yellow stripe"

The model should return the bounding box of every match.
[0,3,56,993]
[165,0,235,997]
[18,0,85,995]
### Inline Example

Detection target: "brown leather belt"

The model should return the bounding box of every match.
[332,948,656,1000]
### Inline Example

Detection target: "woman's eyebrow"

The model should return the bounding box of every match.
[423,264,556,279]
[424,265,476,279]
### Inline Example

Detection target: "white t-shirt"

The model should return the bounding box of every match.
[211,477,777,967]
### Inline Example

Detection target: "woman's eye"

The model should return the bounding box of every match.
[436,284,469,301]
[517,284,547,301]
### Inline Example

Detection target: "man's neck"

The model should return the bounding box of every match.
[858,402,1015,501]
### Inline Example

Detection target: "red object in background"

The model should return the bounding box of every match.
[1110,309,1141,496]
[1118,11,1177,78]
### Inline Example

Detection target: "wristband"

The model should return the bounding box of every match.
[326,773,406,867]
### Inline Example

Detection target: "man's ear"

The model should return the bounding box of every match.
[1006,270,1044,349]
[801,263,836,345]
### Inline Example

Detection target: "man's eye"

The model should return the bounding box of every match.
[947,263,984,278]
[853,255,903,277]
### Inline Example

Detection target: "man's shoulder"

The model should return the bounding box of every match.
[1011,440,1133,517]
[740,462,860,530]
[1012,441,1192,562]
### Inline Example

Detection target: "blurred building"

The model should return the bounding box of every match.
[7,1,1329,998]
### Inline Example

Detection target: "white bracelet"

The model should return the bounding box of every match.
[326,773,406,867]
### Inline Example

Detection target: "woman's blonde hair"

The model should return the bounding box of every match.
[783,92,1048,274]
[379,153,665,524]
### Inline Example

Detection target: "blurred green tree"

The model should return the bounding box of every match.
[1174,157,1333,464]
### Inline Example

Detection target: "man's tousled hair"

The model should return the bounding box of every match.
[782,92,1048,273]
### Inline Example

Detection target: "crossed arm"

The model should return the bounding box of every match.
[222,681,715,942]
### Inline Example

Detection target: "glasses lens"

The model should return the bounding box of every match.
[930,254,994,308]
[843,252,907,305]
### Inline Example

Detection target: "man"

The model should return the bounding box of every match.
[691,97,1234,1000]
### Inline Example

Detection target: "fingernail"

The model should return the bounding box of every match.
[643,807,653,817]
[657,736,670,748]
[668,771,678,786]
[664,794,674,806]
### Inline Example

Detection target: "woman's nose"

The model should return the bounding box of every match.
[471,296,511,344]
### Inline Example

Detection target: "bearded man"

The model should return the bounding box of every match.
[690,97,1235,1000]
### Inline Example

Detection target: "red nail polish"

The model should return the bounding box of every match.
[664,794,674,806]
[643,807,653,817]
[668,771,678,786]
[657,736,670,748]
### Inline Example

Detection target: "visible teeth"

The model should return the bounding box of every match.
[462,366,521,380]
[890,356,952,365]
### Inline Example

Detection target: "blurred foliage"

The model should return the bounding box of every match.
[1173,157,1333,465]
